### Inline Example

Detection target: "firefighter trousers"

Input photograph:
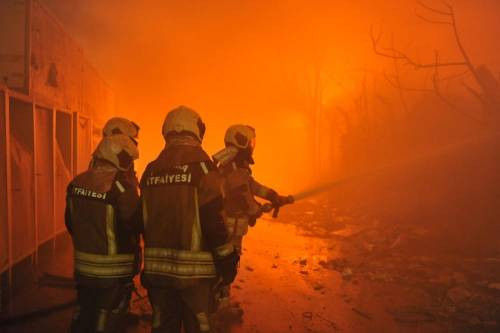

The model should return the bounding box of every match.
[148,281,213,333]
[70,282,133,333]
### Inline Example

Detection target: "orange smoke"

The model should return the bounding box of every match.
[42,0,500,193]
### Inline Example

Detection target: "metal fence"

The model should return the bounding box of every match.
[0,85,93,285]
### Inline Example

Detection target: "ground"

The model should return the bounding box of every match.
[1,200,499,333]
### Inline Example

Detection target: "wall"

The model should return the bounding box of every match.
[30,0,114,129]
[0,0,115,278]
[0,92,8,273]
[0,0,28,91]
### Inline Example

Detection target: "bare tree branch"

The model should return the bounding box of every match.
[462,81,485,105]
[446,4,482,88]
[440,69,470,82]
[415,12,452,25]
[370,26,467,69]
[384,72,434,93]
[416,0,452,16]
[432,51,483,123]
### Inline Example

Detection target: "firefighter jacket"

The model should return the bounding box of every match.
[140,139,234,289]
[218,159,277,237]
[65,161,142,287]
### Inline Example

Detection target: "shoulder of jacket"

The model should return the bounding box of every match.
[69,169,117,196]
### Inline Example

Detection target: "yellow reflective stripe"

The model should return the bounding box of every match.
[196,312,211,332]
[144,247,217,278]
[96,309,108,331]
[214,243,234,258]
[145,248,214,262]
[152,306,161,329]
[105,204,117,255]
[143,261,216,278]
[74,251,136,277]
[74,251,135,263]
[115,180,125,193]
[74,261,135,278]
[191,188,202,251]
[200,161,209,175]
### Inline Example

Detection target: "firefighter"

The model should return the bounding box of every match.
[65,133,142,333]
[100,117,141,185]
[140,105,239,333]
[212,124,291,319]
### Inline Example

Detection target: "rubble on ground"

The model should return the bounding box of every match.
[278,199,500,332]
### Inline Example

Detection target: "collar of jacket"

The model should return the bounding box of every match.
[91,158,118,171]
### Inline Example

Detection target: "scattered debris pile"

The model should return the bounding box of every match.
[278,200,500,332]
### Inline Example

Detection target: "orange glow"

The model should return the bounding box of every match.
[43,0,500,193]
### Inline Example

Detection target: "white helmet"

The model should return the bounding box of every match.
[92,134,139,171]
[224,124,256,151]
[162,105,206,142]
[102,117,139,143]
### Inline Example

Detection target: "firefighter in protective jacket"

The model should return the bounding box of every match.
[140,106,239,333]
[65,133,142,333]
[212,124,290,317]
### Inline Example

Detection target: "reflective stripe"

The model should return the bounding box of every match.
[74,251,136,278]
[214,243,234,258]
[145,248,214,261]
[225,216,249,237]
[143,261,216,278]
[96,309,108,332]
[105,205,117,255]
[191,188,201,251]
[200,161,209,175]
[196,312,211,332]
[75,261,136,278]
[152,306,161,329]
[75,251,136,263]
[144,247,216,278]
[115,180,125,193]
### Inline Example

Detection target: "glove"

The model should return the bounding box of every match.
[214,250,240,285]
[275,194,292,206]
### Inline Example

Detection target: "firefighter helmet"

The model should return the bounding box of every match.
[102,117,140,142]
[162,105,206,142]
[92,134,139,171]
[224,125,256,151]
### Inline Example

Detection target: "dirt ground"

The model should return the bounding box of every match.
[1,200,499,333]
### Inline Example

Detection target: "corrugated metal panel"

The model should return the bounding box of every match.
[9,97,35,264]
[55,110,71,234]
[0,90,8,273]
[35,105,54,245]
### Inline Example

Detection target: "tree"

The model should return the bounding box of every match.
[371,1,500,126]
